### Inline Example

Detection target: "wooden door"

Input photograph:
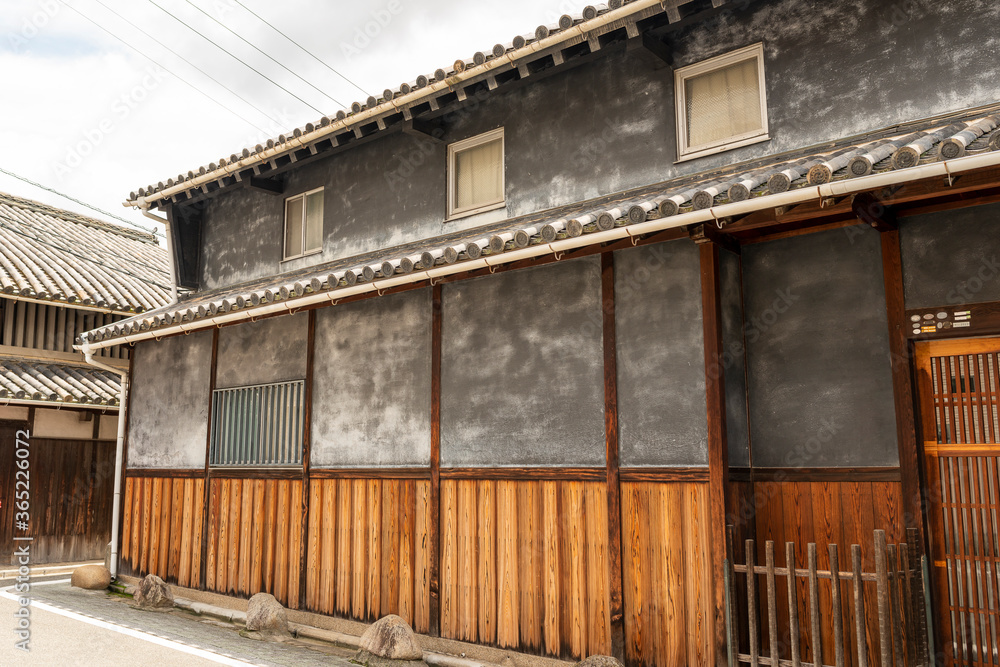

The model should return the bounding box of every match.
[916,338,1000,666]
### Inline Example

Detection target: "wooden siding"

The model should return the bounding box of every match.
[304,478,431,633]
[751,479,905,666]
[0,428,116,564]
[621,481,713,667]
[120,475,205,587]
[440,479,613,659]
[0,300,127,359]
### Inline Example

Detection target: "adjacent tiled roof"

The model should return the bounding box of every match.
[128,0,706,208]
[0,359,121,407]
[85,105,1000,347]
[0,192,171,313]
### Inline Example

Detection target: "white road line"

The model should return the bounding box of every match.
[0,583,261,666]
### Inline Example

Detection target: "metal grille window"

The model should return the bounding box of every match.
[210,380,305,466]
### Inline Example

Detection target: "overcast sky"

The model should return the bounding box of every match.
[0,0,581,237]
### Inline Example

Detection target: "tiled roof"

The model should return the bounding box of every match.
[84,105,1000,348]
[128,0,704,208]
[0,359,121,407]
[0,192,171,313]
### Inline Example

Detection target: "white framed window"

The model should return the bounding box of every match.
[283,187,324,260]
[674,43,769,161]
[447,127,505,219]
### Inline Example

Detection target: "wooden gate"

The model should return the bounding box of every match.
[916,337,1000,666]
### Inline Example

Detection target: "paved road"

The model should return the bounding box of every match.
[0,581,355,667]
[0,585,224,666]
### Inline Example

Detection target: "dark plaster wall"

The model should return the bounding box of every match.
[215,312,309,389]
[127,331,212,469]
[614,241,707,467]
[900,202,1000,310]
[720,248,750,467]
[440,257,605,467]
[195,0,1000,293]
[742,225,898,468]
[310,289,432,468]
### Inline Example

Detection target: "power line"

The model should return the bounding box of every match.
[231,0,368,98]
[182,0,346,110]
[146,0,325,115]
[59,0,271,135]
[89,0,285,128]
[0,166,165,239]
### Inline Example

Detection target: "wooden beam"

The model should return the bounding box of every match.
[699,242,728,665]
[853,192,897,231]
[601,252,626,661]
[429,283,442,636]
[689,221,741,254]
[247,176,283,196]
[298,310,316,608]
[199,329,219,590]
[879,231,925,544]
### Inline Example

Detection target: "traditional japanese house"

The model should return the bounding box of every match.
[81,0,1000,664]
[0,191,170,563]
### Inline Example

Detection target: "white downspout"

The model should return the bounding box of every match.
[84,352,128,580]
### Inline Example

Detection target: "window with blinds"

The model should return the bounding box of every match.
[209,380,305,466]
[283,188,324,260]
[447,128,505,218]
[674,43,769,160]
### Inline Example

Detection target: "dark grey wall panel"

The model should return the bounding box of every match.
[614,241,707,467]
[742,226,898,468]
[900,202,1000,309]
[215,312,308,389]
[440,257,605,467]
[720,248,750,467]
[311,290,432,468]
[127,331,213,468]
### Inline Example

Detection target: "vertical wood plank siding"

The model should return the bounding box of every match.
[120,475,206,587]
[750,480,905,666]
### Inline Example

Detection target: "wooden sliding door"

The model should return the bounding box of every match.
[916,337,1000,666]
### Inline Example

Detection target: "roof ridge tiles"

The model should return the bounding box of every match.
[0,191,158,244]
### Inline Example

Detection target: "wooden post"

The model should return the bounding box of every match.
[878,229,924,543]
[200,329,219,590]
[600,252,625,661]
[298,310,316,608]
[430,283,442,636]
[700,241,730,664]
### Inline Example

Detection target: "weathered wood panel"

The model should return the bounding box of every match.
[751,479,905,666]
[303,478,431,632]
[620,481,714,667]
[120,474,204,588]
[440,478,611,660]
[0,430,116,565]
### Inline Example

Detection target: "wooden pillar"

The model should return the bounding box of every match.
[429,283,442,636]
[601,252,625,660]
[298,310,316,607]
[879,229,925,544]
[199,329,220,590]
[699,241,729,665]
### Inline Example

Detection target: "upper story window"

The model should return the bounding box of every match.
[447,127,505,219]
[674,43,768,161]
[284,187,324,260]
